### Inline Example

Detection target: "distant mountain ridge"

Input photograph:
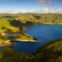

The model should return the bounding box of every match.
[0,13,62,24]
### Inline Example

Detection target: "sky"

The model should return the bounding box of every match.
[0,0,62,13]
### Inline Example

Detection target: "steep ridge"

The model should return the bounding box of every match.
[29,38,62,62]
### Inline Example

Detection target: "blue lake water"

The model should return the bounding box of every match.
[12,24,62,54]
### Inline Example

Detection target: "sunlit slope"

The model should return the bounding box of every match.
[0,18,11,28]
[0,17,37,43]
[17,13,62,24]
[0,13,62,24]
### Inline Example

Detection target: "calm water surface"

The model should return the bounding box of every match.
[10,25,62,54]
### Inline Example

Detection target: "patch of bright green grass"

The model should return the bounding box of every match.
[0,18,11,29]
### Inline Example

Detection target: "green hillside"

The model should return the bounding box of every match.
[0,16,37,45]
[0,38,62,62]
[0,13,62,61]
[0,13,62,24]
[0,47,31,62]
[29,38,62,62]
[19,13,62,24]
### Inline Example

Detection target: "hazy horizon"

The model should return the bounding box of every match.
[0,0,62,14]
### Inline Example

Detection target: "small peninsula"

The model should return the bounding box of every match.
[0,17,37,46]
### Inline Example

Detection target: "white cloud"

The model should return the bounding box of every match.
[55,8,62,13]
[0,8,62,14]
[0,9,35,14]
[42,8,51,13]
[0,10,22,14]
[35,0,52,5]
[38,8,62,13]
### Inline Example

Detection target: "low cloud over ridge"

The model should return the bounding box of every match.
[39,8,62,13]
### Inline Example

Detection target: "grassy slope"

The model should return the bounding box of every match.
[0,17,36,43]
[16,13,62,24]
[0,13,62,24]
[0,38,62,62]
[0,47,31,62]
[0,18,11,28]
[29,38,62,62]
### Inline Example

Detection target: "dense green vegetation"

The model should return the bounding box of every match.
[0,13,62,62]
[0,38,62,62]
[0,13,62,24]
[0,47,31,62]
[17,13,62,24]
[29,38,62,62]
[0,13,62,44]
[0,15,37,44]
